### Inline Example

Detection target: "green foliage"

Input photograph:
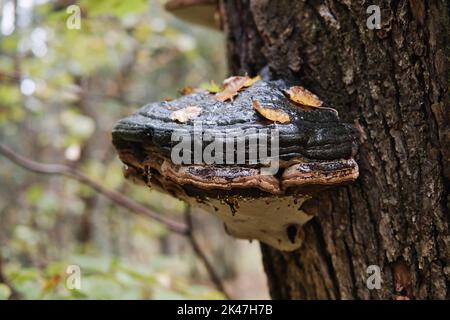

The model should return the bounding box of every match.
[2,255,223,300]
[0,284,12,300]
[0,0,236,301]
[60,109,96,144]
[199,80,221,93]
[81,0,148,18]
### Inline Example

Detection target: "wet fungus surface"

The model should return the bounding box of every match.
[112,78,359,251]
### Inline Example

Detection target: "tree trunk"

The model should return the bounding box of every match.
[221,0,449,299]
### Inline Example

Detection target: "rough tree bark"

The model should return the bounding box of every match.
[221,0,449,299]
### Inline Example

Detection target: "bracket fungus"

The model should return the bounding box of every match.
[164,0,221,30]
[112,78,358,251]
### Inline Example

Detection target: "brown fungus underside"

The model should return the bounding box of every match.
[164,0,221,30]
[112,79,359,251]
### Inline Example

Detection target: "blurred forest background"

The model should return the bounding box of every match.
[0,0,268,299]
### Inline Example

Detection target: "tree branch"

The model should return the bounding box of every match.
[0,143,188,235]
[0,143,231,299]
[184,206,231,299]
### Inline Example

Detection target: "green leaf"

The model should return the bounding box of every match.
[60,109,95,142]
[199,80,221,93]
[25,184,44,205]
[82,0,147,18]
[0,85,21,105]
[69,289,89,299]
[0,34,19,53]
[0,284,12,300]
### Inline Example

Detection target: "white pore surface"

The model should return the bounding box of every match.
[188,196,313,251]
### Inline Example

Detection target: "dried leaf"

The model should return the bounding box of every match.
[179,86,207,95]
[284,86,323,107]
[170,106,202,123]
[252,100,290,123]
[180,86,195,95]
[213,76,248,102]
[212,75,260,102]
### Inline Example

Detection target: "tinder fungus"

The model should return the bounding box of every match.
[164,0,221,30]
[112,77,358,251]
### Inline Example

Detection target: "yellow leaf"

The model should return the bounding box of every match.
[199,80,221,93]
[284,86,323,107]
[252,100,290,123]
[243,75,261,87]
[170,106,202,123]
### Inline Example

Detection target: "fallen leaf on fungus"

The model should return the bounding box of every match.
[179,86,195,95]
[252,100,290,123]
[213,75,261,102]
[284,86,323,107]
[199,80,221,93]
[213,76,248,102]
[179,86,208,95]
[284,85,338,115]
[243,75,261,87]
[170,106,202,123]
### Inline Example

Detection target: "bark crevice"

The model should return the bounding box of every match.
[222,0,449,299]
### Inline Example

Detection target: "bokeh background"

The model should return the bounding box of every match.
[0,0,268,299]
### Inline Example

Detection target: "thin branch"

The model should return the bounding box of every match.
[0,143,188,235]
[184,206,231,300]
[0,143,230,299]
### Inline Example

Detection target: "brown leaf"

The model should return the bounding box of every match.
[252,100,290,123]
[179,86,207,95]
[180,86,195,95]
[170,106,202,123]
[213,76,248,102]
[284,86,323,107]
[393,261,413,298]
[212,75,260,102]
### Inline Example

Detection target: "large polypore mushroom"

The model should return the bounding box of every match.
[164,0,221,30]
[112,78,358,251]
